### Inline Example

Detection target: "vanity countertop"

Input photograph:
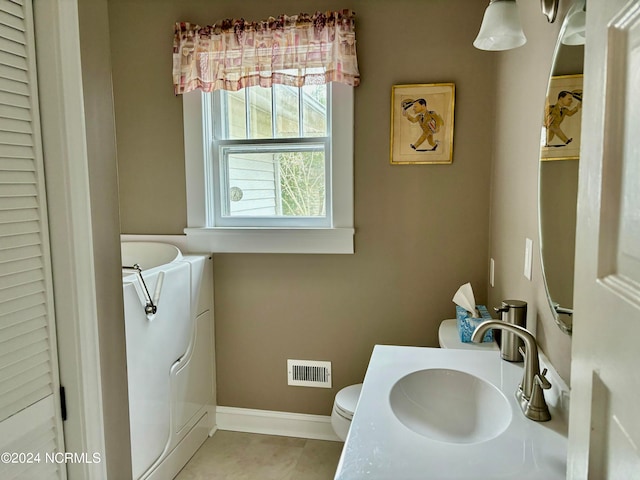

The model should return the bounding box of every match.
[334,345,568,480]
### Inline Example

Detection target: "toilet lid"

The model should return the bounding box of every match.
[335,383,362,418]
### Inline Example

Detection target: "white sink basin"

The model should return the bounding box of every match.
[335,346,568,480]
[389,368,512,444]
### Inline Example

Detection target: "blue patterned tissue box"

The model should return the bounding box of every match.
[456,305,493,343]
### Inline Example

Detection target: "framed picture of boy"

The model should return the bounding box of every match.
[390,83,455,165]
[541,74,583,161]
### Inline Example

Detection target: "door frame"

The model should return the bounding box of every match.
[34,1,128,479]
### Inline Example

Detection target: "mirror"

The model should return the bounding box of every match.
[539,0,586,335]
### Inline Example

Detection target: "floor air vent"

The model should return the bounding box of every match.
[287,359,332,388]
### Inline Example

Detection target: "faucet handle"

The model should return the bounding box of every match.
[524,368,552,422]
[535,368,552,390]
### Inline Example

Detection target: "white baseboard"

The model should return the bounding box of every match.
[215,406,341,442]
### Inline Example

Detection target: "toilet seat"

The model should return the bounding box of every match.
[331,383,362,440]
[334,383,362,419]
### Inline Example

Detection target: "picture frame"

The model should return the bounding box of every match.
[390,83,455,165]
[541,74,583,161]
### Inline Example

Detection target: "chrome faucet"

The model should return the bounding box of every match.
[471,321,551,422]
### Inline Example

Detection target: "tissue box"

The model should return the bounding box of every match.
[456,305,493,343]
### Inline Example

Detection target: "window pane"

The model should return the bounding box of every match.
[274,85,300,138]
[225,90,247,139]
[222,85,327,140]
[224,152,279,216]
[248,87,273,139]
[302,85,327,137]
[278,150,325,217]
[222,148,326,218]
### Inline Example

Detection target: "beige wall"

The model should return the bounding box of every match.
[110,0,498,415]
[488,0,573,382]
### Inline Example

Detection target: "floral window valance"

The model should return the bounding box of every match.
[172,10,360,94]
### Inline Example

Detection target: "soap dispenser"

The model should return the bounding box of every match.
[494,300,527,362]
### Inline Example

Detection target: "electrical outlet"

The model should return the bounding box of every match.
[524,238,533,280]
[490,258,495,287]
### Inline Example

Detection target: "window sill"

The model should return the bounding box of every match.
[184,227,355,254]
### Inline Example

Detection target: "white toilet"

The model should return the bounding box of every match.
[330,319,498,441]
[331,383,362,441]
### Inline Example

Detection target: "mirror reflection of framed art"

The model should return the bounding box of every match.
[541,74,583,161]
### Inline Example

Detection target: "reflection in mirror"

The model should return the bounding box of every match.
[539,0,586,335]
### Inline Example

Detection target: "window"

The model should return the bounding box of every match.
[174,11,359,254]
[213,82,330,227]
[183,83,354,253]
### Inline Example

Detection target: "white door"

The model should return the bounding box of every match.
[0,1,66,479]
[568,0,640,478]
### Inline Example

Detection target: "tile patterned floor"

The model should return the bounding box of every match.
[175,431,344,480]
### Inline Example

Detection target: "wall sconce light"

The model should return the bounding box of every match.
[474,0,560,51]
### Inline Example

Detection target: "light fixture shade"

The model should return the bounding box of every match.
[473,0,527,51]
[561,10,586,45]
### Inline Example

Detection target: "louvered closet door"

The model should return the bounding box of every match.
[0,1,66,479]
